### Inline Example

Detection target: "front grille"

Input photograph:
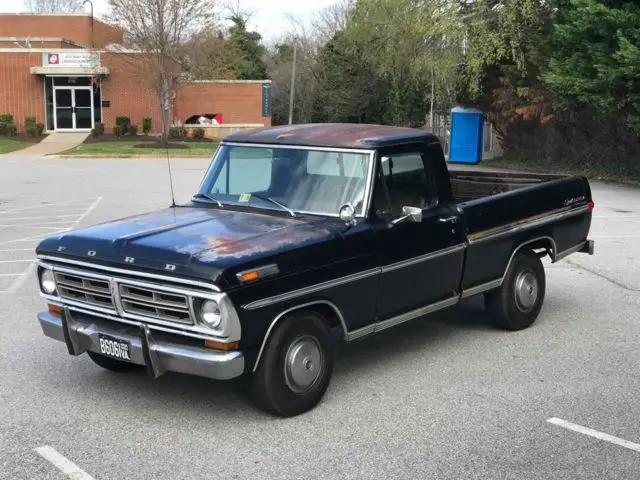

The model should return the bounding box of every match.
[119,284,192,324]
[55,272,115,309]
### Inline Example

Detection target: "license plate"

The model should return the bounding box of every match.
[98,334,132,362]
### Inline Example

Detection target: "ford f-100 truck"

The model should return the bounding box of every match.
[35,124,594,416]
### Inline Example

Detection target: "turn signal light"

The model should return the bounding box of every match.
[204,340,239,351]
[587,201,595,210]
[48,304,62,316]
[239,271,260,282]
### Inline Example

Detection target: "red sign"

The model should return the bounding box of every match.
[48,53,59,65]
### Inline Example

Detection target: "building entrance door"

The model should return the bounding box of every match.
[54,87,94,130]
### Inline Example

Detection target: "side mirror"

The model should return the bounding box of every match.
[390,206,422,226]
[339,203,357,226]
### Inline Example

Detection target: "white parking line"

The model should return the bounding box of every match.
[547,417,640,453]
[0,199,93,214]
[0,197,102,293]
[35,446,96,480]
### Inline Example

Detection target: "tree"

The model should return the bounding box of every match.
[184,25,245,80]
[227,14,268,80]
[24,0,84,13]
[106,0,214,142]
[541,0,640,131]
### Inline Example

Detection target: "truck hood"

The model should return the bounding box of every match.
[36,206,344,289]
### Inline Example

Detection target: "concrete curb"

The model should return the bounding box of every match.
[46,154,213,159]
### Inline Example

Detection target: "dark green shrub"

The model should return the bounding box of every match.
[169,125,187,139]
[35,123,45,137]
[192,127,205,139]
[91,122,104,136]
[115,116,131,132]
[25,116,38,137]
[128,124,138,136]
[142,117,152,134]
[0,113,15,136]
[112,125,122,137]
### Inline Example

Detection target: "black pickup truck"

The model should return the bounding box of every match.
[35,124,594,416]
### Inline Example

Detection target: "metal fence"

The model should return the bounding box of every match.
[423,113,502,160]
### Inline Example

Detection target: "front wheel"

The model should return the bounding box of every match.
[485,249,546,330]
[250,311,335,417]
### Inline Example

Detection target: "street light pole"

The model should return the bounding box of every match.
[288,42,297,125]
[83,0,94,49]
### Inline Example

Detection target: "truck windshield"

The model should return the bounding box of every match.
[196,144,372,216]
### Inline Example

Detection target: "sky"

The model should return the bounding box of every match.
[0,0,336,43]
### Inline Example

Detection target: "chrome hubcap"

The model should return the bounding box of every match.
[514,270,538,312]
[284,335,323,394]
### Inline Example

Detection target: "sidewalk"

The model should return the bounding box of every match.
[4,132,89,157]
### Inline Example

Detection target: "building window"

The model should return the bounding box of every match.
[53,77,92,87]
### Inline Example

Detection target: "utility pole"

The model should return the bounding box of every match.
[429,64,435,130]
[288,42,297,125]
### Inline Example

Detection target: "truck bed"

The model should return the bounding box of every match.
[449,170,565,203]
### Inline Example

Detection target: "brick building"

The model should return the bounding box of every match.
[0,13,272,135]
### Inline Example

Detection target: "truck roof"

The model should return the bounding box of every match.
[222,123,439,149]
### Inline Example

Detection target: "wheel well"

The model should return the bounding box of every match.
[516,236,556,261]
[252,300,347,372]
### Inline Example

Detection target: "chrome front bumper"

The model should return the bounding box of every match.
[38,309,245,381]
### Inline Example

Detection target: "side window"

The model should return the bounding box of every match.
[379,150,439,216]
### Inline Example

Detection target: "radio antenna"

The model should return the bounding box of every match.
[165,134,176,207]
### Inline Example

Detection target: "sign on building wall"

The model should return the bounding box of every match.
[262,83,271,117]
[42,52,100,68]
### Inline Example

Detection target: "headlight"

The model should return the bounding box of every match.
[200,300,222,328]
[40,269,56,294]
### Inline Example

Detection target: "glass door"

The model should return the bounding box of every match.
[54,87,94,130]
[54,88,74,130]
[74,89,93,129]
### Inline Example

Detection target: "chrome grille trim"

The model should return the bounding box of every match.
[54,272,115,309]
[118,284,192,324]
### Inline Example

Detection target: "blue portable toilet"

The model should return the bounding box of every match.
[449,106,484,164]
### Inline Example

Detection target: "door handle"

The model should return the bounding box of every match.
[438,215,458,224]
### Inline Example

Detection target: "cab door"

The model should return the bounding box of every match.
[371,143,465,322]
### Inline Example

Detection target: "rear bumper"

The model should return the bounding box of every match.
[38,309,244,381]
[580,239,595,255]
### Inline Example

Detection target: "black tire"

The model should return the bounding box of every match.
[87,351,141,373]
[250,310,335,417]
[485,249,546,331]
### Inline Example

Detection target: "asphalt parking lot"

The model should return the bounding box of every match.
[1,152,640,479]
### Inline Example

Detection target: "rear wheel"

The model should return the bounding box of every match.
[485,249,546,330]
[250,310,334,417]
[87,351,140,373]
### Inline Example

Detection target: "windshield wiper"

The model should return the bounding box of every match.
[192,193,224,208]
[250,193,297,217]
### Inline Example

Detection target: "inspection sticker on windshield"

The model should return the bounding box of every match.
[239,193,251,202]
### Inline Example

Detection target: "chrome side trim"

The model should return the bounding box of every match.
[382,244,465,273]
[467,205,590,245]
[37,255,221,292]
[555,241,588,262]
[221,141,375,155]
[346,295,460,340]
[242,267,381,310]
[375,296,459,332]
[460,236,557,299]
[252,300,348,372]
[460,278,502,299]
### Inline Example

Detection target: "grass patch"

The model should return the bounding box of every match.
[58,140,219,157]
[0,138,32,154]
[484,154,640,186]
